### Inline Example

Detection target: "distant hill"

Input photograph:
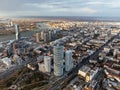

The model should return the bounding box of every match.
[13,16,120,22]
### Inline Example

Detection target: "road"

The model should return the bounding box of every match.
[47,33,119,90]
[0,60,34,80]
[0,65,23,79]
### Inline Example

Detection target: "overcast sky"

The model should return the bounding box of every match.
[0,0,120,17]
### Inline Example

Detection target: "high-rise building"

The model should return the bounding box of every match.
[7,45,12,57]
[40,31,44,40]
[51,30,55,40]
[10,21,13,27]
[54,45,64,76]
[36,33,40,43]
[65,50,73,71]
[48,30,52,41]
[44,56,51,73]
[44,32,49,42]
[53,30,57,39]
[15,25,21,41]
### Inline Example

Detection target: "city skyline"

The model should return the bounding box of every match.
[0,0,120,17]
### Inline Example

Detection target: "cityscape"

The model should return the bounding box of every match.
[0,0,120,90]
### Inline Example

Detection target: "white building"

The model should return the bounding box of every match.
[27,64,36,71]
[44,56,51,73]
[1,57,11,67]
[40,31,44,40]
[111,29,120,35]
[54,45,64,76]
[65,50,73,71]
[86,68,99,82]
[78,65,90,77]
[104,47,110,53]
[13,54,22,65]
[38,63,46,72]
[113,49,119,57]
[89,69,98,81]
[15,24,21,41]
[36,33,40,43]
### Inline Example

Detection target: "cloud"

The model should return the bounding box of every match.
[86,0,120,8]
[25,2,97,14]
[109,1,120,8]
[78,7,97,13]
[25,3,55,9]
[86,1,107,5]
[0,0,120,16]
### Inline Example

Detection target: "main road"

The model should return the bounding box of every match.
[47,33,119,90]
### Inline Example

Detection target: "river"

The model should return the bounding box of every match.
[0,23,49,42]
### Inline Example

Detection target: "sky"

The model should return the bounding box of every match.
[0,0,120,17]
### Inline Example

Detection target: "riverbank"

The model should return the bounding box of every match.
[0,30,34,42]
[0,22,50,42]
